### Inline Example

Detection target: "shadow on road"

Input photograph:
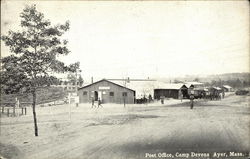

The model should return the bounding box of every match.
[111,134,249,159]
[0,143,23,159]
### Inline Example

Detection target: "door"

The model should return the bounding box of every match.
[94,91,98,101]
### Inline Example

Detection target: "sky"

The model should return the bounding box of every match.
[1,0,249,82]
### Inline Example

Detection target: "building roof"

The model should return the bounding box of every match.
[78,79,135,92]
[111,80,187,98]
[193,87,205,91]
[111,80,159,98]
[204,88,209,91]
[223,85,232,89]
[185,81,204,85]
[155,83,187,90]
[184,83,192,88]
[185,82,204,88]
[212,87,222,90]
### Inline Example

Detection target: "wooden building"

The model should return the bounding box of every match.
[154,84,188,99]
[185,82,205,98]
[222,85,233,92]
[78,79,135,104]
[109,79,159,104]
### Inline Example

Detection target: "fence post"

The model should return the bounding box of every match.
[25,107,27,115]
[7,108,9,117]
[22,107,24,115]
[2,107,4,113]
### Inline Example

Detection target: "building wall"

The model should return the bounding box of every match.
[78,80,135,104]
[222,87,232,92]
[154,89,180,99]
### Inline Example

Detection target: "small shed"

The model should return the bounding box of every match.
[154,84,188,99]
[78,79,135,104]
[209,87,223,94]
[185,82,205,98]
[222,85,233,92]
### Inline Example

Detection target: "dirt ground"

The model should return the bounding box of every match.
[0,93,249,159]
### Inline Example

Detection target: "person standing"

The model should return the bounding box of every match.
[179,92,183,102]
[160,96,164,104]
[148,94,153,103]
[222,90,225,99]
[91,97,95,108]
[190,94,194,109]
[98,97,102,108]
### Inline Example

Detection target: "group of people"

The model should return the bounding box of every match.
[209,91,225,100]
[189,90,225,109]
[198,91,225,100]
[135,94,153,104]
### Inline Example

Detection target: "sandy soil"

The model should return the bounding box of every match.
[0,93,249,159]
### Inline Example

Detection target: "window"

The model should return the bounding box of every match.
[122,92,127,97]
[110,92,114,96]
[83,91,87,95]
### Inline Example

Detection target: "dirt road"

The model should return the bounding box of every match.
[0,95,249,159]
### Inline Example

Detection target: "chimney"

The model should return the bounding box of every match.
[91,77,93,84]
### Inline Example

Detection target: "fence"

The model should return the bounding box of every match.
[1,97,66,117]
[0,102,30,117]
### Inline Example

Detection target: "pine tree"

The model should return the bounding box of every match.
[1,5,79,136]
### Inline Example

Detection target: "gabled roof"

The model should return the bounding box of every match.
[204,88,209,91]
[112,81,186,90]
[185,82,204,88]
[111,80,159,98]
[223,85,232,89]
[155,83,187,90]
[110,80,186,98]
[185,81,203,85]
[193,87,205,91]
[78,79,135,92]
[212,87,222,90]
[184,83,192,88]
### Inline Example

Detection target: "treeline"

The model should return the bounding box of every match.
[204,78,250,88]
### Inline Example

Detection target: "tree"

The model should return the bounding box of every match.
[1,5,79,136]
[194,78,199,82]
[67,69,83,89]
[67,73,77,85]
[173,79,183,83]
[78,75,84,87]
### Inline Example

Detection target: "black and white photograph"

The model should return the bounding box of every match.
[0,1,249,159]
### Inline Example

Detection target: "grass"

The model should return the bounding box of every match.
[1,87,67,106]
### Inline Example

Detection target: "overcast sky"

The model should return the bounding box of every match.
[1,1,249,82]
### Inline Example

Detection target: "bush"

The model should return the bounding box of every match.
[235,90,249,95]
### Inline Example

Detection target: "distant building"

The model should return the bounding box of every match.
[78,79,135,104]
[154,83,188,99]
[222,85,233,92]
[185,81,204,89]
[109,79,157,99]
[110,79,190,100]
[185,82,205,98]
[208,87,223,96]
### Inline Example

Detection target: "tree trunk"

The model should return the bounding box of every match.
[32,90,38,136]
